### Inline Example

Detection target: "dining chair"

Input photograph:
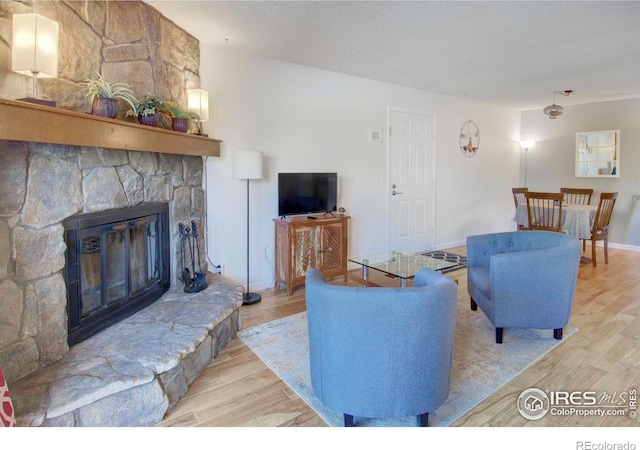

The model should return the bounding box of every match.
[525,192,564,232]
[585,192,618,266]
[512,187,529,230]
[560,187,594,205]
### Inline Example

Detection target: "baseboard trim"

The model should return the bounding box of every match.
[436,240,466,251]
[598,241,640,252]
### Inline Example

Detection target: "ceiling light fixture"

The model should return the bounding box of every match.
[543,90,573,119]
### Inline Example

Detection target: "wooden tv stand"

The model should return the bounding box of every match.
[274,214,350,296]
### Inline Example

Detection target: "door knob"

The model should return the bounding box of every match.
[392,190,404,196]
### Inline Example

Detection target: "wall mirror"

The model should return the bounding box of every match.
[575,129,620,177]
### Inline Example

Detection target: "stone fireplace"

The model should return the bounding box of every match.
[0,138,208,383]
[0,0,219,386]
[0,131,242,426]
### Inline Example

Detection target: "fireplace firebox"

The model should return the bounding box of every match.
[63,203,170,346]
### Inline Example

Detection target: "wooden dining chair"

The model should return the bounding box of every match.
[585,192,618,266]
[512,187,529,230]
[560,187,594,205]
[525,192,564,232]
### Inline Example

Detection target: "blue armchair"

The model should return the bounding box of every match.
[466,231,581,343]
[305,268,457,427]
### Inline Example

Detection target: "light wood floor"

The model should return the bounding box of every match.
[157,245,640,428]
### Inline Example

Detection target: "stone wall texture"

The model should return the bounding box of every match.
[0,0,200,117]
[0,1,205,384]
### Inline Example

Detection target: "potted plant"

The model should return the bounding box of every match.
[127,93,164,127]
[162,101,198,133]
[81,72,138,119]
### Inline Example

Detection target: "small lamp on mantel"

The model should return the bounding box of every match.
[187,88,209,136]
[11,13,59,107]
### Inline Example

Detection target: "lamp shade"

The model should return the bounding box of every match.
[232,150,263,180]
[11,13,59,78]
[519,140,536,150]
[187,88,209,121]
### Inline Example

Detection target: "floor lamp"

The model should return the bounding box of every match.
[519,141,536,187]
[232,150,263,305]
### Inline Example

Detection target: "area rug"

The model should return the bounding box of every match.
[419,251,467,273]
[237,300,576,427]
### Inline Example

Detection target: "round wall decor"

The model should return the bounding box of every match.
[459,120,480,158]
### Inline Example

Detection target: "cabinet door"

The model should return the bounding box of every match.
[319,222,344,271]
[293,225,319,278]
[274,223,288,283]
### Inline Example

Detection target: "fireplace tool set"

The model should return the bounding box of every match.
[178,220,208,293]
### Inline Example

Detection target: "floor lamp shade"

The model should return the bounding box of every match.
[232,150,263,180]
[233,150,263,305]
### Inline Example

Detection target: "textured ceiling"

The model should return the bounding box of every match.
[146,1,640,111]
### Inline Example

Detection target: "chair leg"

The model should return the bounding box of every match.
[417,412,429,427]
[604,238,609,264]
[553,328,563,340]
[592,240,597,267]
[496,327,503,344]
[582,239,586,252]
[470,298,477,311]
[344,414,354,427]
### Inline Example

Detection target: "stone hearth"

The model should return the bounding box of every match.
[11,278,242,426]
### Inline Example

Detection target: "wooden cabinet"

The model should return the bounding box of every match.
[274,215,350,296]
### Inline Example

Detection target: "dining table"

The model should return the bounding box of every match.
[514,203,597,239]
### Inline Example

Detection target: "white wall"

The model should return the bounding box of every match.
[199,46,521,292]
[521,98,640,249]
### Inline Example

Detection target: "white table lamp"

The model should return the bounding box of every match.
[12,13,59,107]
[187,88,209,135]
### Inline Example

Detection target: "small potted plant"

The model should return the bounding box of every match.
[162,101,198,133]
[81,72,138,119]
[127,93,164,127]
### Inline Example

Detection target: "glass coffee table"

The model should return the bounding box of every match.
[348,251,458,287]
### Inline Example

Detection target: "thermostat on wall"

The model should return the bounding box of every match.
[368,128,383,143]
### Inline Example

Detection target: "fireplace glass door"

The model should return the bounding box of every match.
[79,215,162,319]
[64,203,170,345]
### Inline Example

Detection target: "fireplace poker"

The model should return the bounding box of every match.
[191,220,203,274]
[190,220,208,290]
[185,225,196,279]
[178,223,191,289]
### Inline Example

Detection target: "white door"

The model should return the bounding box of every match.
[388,108,436,253]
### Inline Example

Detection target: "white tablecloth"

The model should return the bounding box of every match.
[514,203,597,239]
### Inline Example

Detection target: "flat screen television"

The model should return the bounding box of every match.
[278,172,338,217]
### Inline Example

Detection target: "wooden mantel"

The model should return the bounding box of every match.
[0,98,221,157]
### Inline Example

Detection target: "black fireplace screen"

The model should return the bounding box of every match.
[64,203,170,346]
